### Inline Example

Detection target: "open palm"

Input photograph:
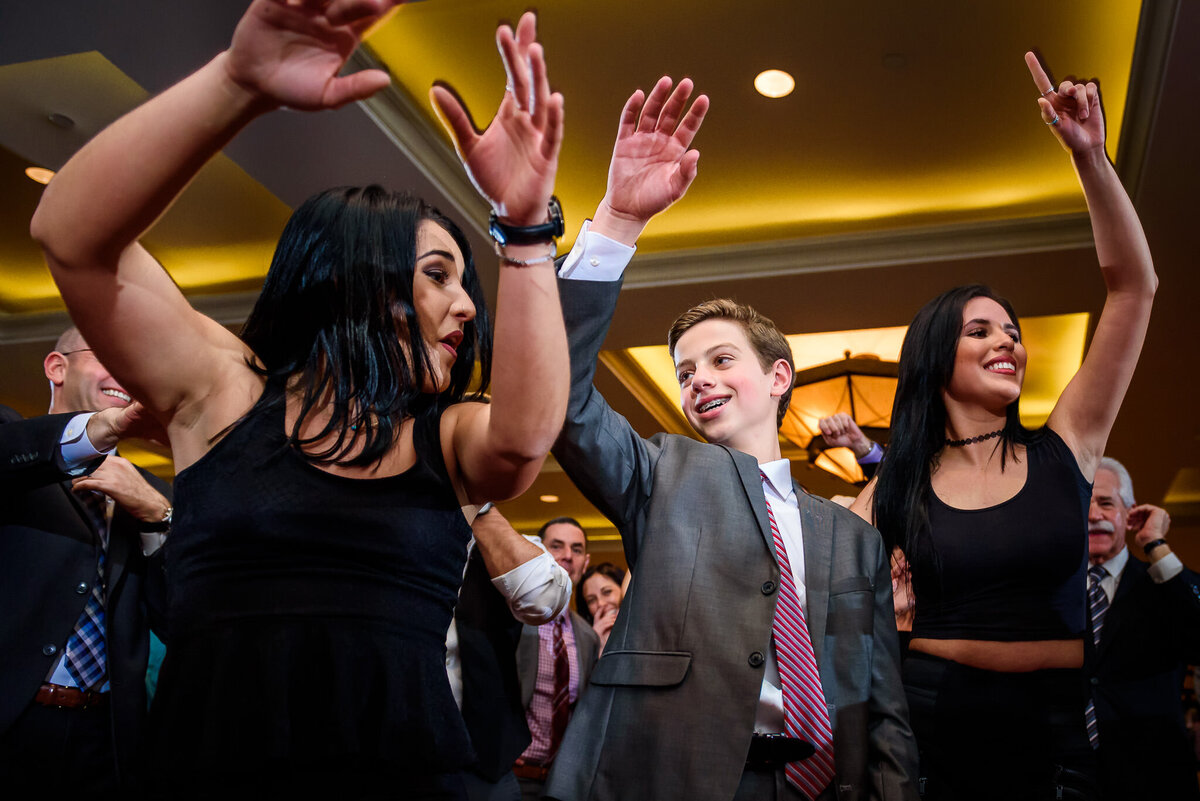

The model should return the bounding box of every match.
[430,13,563,225]
[603,77,709,223]
[225,0,394,111]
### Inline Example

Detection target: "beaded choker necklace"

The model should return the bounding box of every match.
[944,428,1003,447]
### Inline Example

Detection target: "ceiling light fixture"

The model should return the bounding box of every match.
[779,351,899,485]
[754,69,795,99]
[539,494,559,503]
[25,167,55,185]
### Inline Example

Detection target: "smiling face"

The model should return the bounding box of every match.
[673,318,790,456]
[942,296,1027,414]
[412,219,475,394]
[582,572,623,620]
[44,332,132,414]
[1089,467,1130,564]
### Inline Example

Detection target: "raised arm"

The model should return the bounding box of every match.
[588,76,709,246]
[431,12,568,503]
[30,0,399,452]
[1025,52,1158,480]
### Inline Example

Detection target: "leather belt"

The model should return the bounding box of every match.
[512,760,551,782]
[34,683,109,710]
[745,733,815,769]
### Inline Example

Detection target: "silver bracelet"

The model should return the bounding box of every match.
[493,240,556,267]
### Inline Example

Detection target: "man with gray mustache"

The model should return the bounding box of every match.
[1085,456,1200,800]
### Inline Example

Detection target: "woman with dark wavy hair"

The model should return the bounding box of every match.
[576,562,627,650]
[32,1,567,797]
[851,53,1157,800]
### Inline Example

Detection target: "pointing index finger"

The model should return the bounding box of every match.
[1024,51,1054,95]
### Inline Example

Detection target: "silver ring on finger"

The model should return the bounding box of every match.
[1040,88,1056,97]
[1046,114,1060,126]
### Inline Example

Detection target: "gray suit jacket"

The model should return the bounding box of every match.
[543,278,918,801]
[517,610,600,712]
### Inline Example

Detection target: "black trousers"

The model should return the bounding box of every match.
[903,651,1097,801]
[0,700,121,798]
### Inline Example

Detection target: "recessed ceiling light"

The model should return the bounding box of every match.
[754,69,795,99]
[25,167,55,185]
[539,494,559,503]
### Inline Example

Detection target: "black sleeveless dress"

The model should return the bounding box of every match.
[150,396,473,796]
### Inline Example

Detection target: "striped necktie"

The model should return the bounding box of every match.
[1084,563,1109,748]
[64,491,109,691]
[547,616,571,760]
[761,472,835,798]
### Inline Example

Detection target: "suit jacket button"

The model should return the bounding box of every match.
[42,644,58,656]
[76,582,89,595]
[1090,676,1099,686]
[761,580,776,595]
[748,651,765,668]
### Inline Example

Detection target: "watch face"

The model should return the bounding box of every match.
[488,214,509,246]
[488,197,563,245]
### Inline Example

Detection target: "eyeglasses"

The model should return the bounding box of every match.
[60,348,93,357]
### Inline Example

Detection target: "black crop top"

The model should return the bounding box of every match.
[910,428,1091,642]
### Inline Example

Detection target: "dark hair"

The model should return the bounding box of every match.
[537,516,586,539]
[240,186,491,467]
[575,562,627,624]
[872,284,1044,570]
[666,298,794,427]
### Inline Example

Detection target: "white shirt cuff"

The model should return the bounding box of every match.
[557,219,636,281]
[491,540,571,625]
[1148,550,1184,583]
[59,413,114,475]
[140,531,167,557]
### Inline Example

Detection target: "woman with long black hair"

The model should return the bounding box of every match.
[851,52,1156,800]
[31,1,567,797]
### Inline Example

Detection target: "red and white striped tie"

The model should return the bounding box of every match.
[761,472,836,799]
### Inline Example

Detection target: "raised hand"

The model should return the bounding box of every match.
[1128,504,1171,548]
[430,12,563,226]
[594,77,709,243]
[818,412,874,459]
[1024,51,1106,156]
[224,0,397,112]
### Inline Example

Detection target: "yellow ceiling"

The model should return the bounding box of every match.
[0,52,291,313]
[365,0,1140,251]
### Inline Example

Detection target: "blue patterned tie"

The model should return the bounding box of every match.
[1084,564,1109,748]
[64,491,109,691]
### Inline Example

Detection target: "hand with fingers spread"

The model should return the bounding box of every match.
[430,12,563,226]
[592,77,709,245]
[224,0,399,112]
[1024,51,1106,156]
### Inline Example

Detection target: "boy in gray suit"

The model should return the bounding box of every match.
[544,78,918,801]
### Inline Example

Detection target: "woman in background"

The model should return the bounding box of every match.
[576,562,626,651]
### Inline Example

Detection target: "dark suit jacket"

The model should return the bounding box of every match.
[1089,551,1200,800]
[544,278,918,801]
[516,610,599,713]
[0,405,170,783]
[457,544,533,781]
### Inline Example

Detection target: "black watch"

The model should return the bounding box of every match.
[488,196,564,246]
